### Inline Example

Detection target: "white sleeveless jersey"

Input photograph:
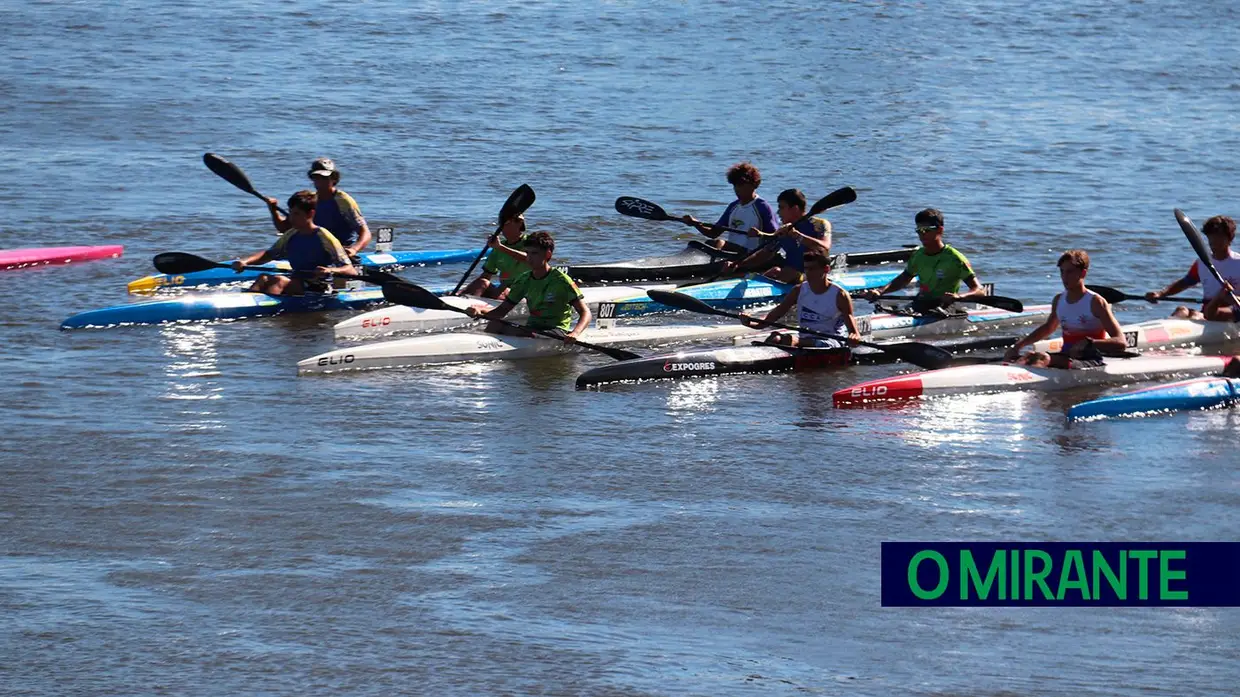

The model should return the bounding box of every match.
[797,282,846,336]
[1189,250,1240,303]
[1055,290,1106,347]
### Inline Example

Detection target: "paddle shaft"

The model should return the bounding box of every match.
[432,294,638,360]
[1176,208,1240,312]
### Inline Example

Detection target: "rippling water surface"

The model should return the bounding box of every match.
[3,1,1240,695]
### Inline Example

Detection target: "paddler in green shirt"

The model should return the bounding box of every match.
[856,208,987,313]
[459,213,530,299]
[465,231,592,341]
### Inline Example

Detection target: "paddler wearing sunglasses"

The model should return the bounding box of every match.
[855,208,987,314]
[739,251,862,348]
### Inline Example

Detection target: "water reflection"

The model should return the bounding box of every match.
[159,323,224,434]
[666,376,721,414]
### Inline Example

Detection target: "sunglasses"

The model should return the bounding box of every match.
[916,225,940,233]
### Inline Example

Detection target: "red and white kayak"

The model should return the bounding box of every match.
[0,245,123,270]
[833,354,1239,407]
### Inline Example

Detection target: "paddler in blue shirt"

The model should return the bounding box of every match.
[739,251,862,348]
[233,190,357,296]
[680,162,778,252]
[720,188,832,283]
[263,158,373,257]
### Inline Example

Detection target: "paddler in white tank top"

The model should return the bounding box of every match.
[1004,249,1126,367]
[739,251,862,348]
[1146,215,1240,321]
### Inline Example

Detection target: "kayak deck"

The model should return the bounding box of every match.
[62,287,392,329]
[2,245,124,270]
[1067,376,1240,421]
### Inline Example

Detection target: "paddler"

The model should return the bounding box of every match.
[740,251,862,347]
[1003,249,1126,367]
[856,208,987,313]
[1145,215,1240,321]
[458,212,530,299]
[719,188,832,282]
[464,232,591,342]
[264,158,372,257]
[680,162,778,252]
[232,190,357,296]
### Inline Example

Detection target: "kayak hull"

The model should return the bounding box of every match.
[333,283,678,339]
[126,248,482,293]
[1,245,123,270]
[1032,317,1240,353]
[833,355,1237,407]
[1067,376,1240,420]
[601,269,901,317]
[298,322,766,375]
[62,288,391,329]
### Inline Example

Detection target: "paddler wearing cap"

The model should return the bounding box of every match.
[233,190,357,296]
[1003,249,1126,367]
[1145,215,1240,322]
[739,251,861,348]
[459,211,531,299]
[856,208,987,314]
[264,158,372,257]
[464,232,591,342]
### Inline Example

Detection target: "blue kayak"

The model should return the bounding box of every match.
[64,284,443,329]
[127,248,482,293]
[1068,376,1240,421]
[597,269,902,318]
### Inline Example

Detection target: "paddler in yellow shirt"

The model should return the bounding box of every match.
[856,208,987,314]
[465,232,592,342]
[459,213,530,299]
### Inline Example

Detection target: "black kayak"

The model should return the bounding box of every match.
[563,241,914,284]
[575,335,1018,388]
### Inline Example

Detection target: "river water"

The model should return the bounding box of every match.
[3,1,1239,695]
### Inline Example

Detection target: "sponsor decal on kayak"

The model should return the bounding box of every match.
[1124,330,1139,348]
[362,316,392,328]
[847,385,888,398]
[317,354,355,367]
[663,361,717,373]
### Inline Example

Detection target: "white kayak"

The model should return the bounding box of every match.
[833,354,1239,407]
[332,283,676,339]
[299,321,767,375]
[1029,316,1240,353]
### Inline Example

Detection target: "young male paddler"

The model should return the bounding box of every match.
[856,208,987,313]
[1003,249,1126,367]
[233,190,357,296]
[740,251,862,348]
[459,212,531,299]
[1145,215,1240,321]
[465,232,591,342]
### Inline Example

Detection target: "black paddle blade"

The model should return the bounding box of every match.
[1176,209,1216,278]
[588,343,642,361]
[807,186,857,216]
[646,289,730,318]
[203,153,258,194]
[614,196,672,222]
[499,184,536,225]
[880,341,954,370]
[1086,285,1130,304]
[153,252,220,275]
[976,295,1024,313]
[382,282,453,312]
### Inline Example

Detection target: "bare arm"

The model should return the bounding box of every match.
[346,223,372,256]
[1090,295,1129,353]
[264,198,290,233]
[745,285,800,327]
[1005,298,1061,359]
[860,270,914,300]
[567,297,592,340]
[837,289,862,342]
[1147,274,1198,301]
[948,275,986,302]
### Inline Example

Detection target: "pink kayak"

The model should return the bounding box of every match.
[0,245,124,270]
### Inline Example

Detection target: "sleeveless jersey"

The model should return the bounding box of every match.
[797,282,846,337]
[1056,290,1106,348]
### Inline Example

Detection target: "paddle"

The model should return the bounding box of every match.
[152,252,400,285]
[645,289,953,369]
[450,184,536,295]
[871,293,1024,313]
[204,153,287,215]
[704,186,858,282]
[1174,208,1240,317]
[615,196,775,238]
[1086,285,1195,305]
[382,281,640,361]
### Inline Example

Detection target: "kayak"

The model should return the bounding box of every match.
[333,282,678,339]
[298,322,768,375]
[833,354,1239,407]
[1029,316,1240,353]
[576,335,1020,387]
[1067,376,1240,420]
[126,248,481,293]
[564,242,914,284]
[599,269,902,318]
[61,287,398,329]
[1,245,123,270]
